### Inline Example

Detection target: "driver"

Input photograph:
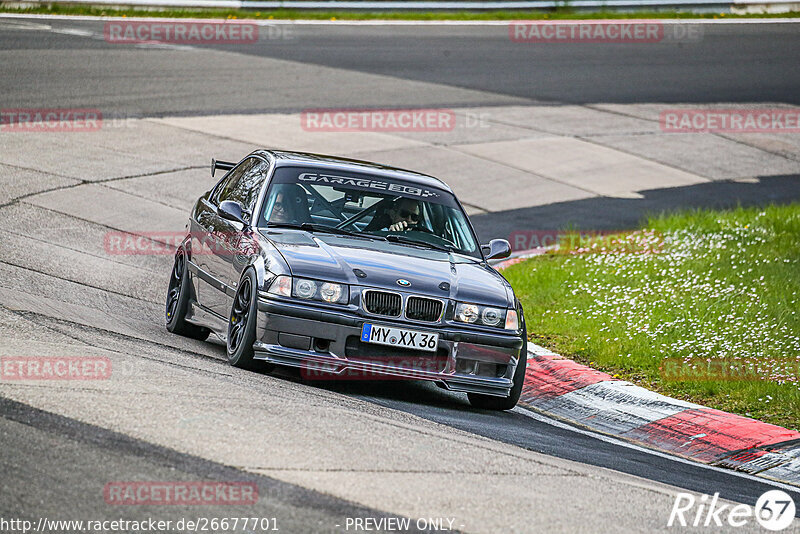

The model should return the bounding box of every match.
[269,184,309,224]
[365,197,421,232]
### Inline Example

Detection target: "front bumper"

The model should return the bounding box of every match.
[254,297,523,398]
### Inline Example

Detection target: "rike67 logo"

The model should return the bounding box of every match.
[669,490,795,530]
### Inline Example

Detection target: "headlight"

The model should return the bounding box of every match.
[481,307,503,327]
[319,282,344,303]
[266,275,349,305]
[455,303,479,323]
[455,302,517,330]
[295,278,317,299]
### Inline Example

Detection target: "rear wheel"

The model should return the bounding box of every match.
[468,331,527,411]
[165,248,210,341]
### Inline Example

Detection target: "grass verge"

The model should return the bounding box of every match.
[1,5,799,20]
[503,204,800,430]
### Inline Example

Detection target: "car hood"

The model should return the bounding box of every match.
[260,230,513,308]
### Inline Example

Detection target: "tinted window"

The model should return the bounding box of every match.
[258,166,480,258]
[213,158,269,215]
[211,158,253,205]
[225,160,270,214]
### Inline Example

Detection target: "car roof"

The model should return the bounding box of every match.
[252,149,453,193]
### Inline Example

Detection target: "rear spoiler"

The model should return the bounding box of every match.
[211,158,236,177]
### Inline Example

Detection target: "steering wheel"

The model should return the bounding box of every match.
[388,223,433,234]
[407,224,434,234]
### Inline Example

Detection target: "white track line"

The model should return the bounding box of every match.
[512,405,800,495]
[1,13,799,24]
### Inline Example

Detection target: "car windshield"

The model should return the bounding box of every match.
[258,165,481,258]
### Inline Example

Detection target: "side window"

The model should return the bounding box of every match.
[224,159,270,215]
[211,158,270,216]
[211,158,256,205]
[219,158,269,221]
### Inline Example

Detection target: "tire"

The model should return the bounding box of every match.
[468,330,527,411]
[165,248,210,341]
[226,268,262,370]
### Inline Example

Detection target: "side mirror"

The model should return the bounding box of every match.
[217,200,248,225]
[483,239,511,260]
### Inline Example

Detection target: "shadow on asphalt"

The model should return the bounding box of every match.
[470,174,800,244]
[272,367,475,411]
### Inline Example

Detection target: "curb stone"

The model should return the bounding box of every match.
[518,342,800,487]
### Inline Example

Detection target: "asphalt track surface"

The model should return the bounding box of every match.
[325,378,800,508]
[1,397,408,532]
[2,15,800,532]
[0,18,799,115]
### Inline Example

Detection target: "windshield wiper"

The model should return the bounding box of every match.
[266,222,385,240]
[386,234,454,253]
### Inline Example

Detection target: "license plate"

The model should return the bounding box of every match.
[360,323,439,352]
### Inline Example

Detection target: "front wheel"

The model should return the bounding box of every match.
[468,332,527,411]
[226,269,263,370]
[165,248,210,341]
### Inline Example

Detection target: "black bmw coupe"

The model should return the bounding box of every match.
[166,150,527,410]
